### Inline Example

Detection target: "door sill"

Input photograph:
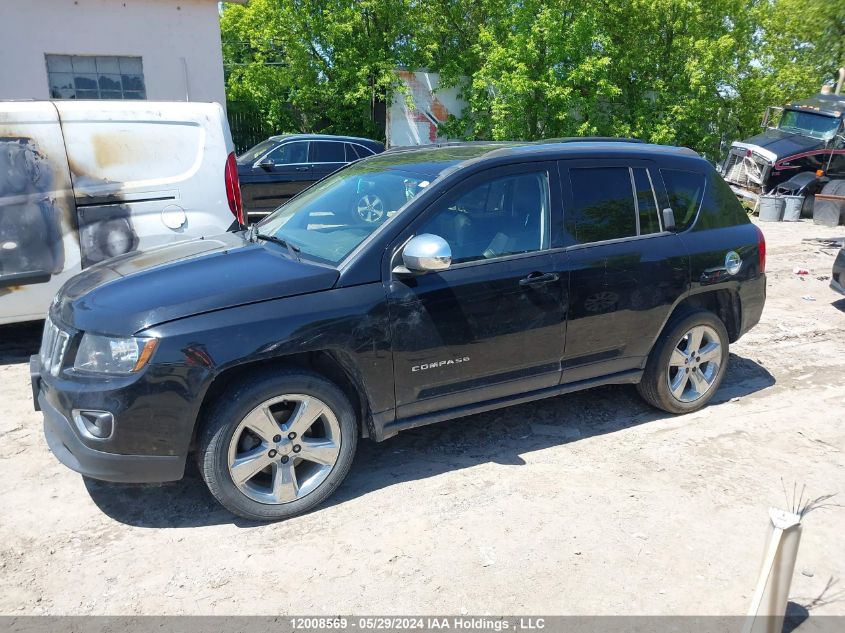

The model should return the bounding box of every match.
[376,368,643,441]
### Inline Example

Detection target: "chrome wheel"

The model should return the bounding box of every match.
[356,194,385,223]
[227,394,341,505]
[667,325,723,403]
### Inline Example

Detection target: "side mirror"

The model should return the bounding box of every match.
[258,158,275,171]
[399,234,451,274]
[662,208,677,232]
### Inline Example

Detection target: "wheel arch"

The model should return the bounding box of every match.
[193,350,373,451]
[665,289,741,343]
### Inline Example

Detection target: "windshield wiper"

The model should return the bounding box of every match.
[254,231,301,261]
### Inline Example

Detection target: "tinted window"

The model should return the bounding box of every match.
[568,167,637,243]
[267,141,309,165]
[419,171,550,264]
[661,169,705,231]
[695,173,749,230]
[633,168,661,234]
[311,141,346,163]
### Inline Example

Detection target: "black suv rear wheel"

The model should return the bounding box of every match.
[637,309,729,414]
[197,369,358,521]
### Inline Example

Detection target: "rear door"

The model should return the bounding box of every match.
[0,102,81,324]
[309,140,347,180]
[557,159,689,383]
[388,162,568,420]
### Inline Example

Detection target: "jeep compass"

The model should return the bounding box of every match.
[32,141,767,520]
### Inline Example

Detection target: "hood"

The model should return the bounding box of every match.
[738,129,825,162]
[54,231,339,335]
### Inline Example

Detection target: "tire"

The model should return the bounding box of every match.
[197,369,358,521]
[637,309,730,414]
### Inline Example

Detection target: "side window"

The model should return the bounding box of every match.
[311,141,345,163]
[418,171,551,264]
[345,143,360,161]
[568,167,637,243]
[661,169,705,231]
[695,173,749,230]
[267,141,309,165]
[633,168,661,234]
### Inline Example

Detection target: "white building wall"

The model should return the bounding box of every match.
[0,0,228,104]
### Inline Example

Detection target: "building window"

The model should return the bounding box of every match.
[46,55,146,100]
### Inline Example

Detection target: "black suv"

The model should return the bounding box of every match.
[32,141,766,520]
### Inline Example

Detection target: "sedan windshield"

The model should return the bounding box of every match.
[237,139,278,165]
[256,163,432,264]
[779,110,841,140]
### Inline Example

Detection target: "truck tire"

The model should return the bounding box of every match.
[197,368,358,521]
[637,309,730,414]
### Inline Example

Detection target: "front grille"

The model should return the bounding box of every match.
[40,316,69,377]
[723,150,768,192]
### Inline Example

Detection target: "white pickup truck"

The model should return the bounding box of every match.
[0,100,244,324]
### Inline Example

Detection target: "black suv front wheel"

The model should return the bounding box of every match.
[637,309,730,414]
[197,369,358,521]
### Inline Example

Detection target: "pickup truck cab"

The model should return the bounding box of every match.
[33,140,766,520]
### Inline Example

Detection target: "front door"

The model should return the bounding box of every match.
[388,163,567,420]
[241,140,314,221]
[557,160,689,383]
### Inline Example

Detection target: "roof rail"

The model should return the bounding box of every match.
[383,140,515,154]
[383,137,644,153]
[538,136,644,144]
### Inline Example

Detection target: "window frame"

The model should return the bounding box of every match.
[45,54,146,100]
[389,161,562,273]
[557,159,671,250]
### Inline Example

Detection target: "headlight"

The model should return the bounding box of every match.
[73,334,158,374]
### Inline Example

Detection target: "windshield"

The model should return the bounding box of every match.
[778,110,841,140]
[256,163,432,264]
[237,139,278,165]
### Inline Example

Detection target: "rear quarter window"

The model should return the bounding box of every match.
[696,172,750,229]
[661,168,748,231]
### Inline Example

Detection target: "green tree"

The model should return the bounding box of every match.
[734,0,845,136]
[222,0,420,139]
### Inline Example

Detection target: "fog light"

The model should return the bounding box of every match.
[72,409,114,440]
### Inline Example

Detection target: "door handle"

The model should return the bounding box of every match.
[295,166,310,172]
[519,272,559,287]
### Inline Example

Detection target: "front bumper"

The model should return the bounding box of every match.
[40,389,185,483]
[32,354,189,483]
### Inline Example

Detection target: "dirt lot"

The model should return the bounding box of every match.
[0,218,843,616]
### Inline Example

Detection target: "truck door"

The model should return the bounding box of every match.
[0,102,81,324]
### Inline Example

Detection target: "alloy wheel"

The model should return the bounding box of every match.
[227,394,341,505]
[666,325,723,403]
[356,194,385,223]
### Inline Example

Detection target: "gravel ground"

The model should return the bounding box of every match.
[0,218,843,616]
